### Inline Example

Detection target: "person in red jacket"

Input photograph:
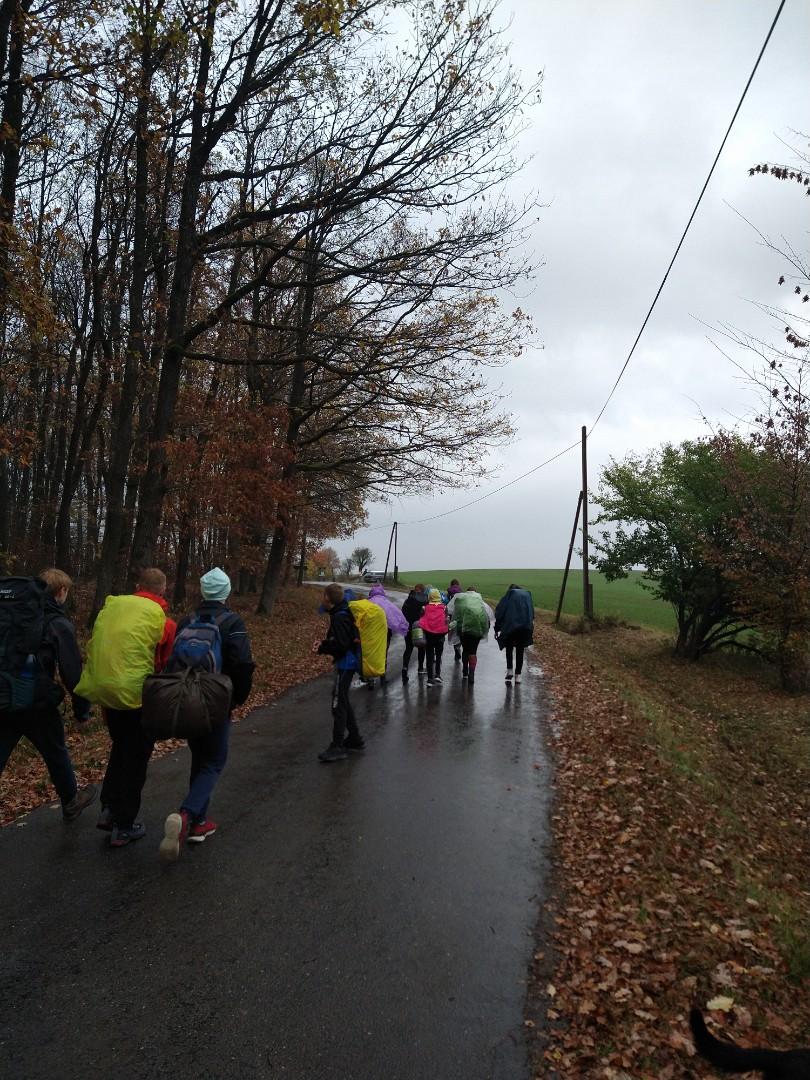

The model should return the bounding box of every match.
[418,589,449,685]
[134,568,177,671]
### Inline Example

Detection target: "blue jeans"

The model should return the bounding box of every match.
[0,707,77,804]
[181,719,231,822]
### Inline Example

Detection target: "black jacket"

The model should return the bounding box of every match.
[317,600,359,670]
[176,601,255,707]
[401,591,426,626]
[39,599,91,718]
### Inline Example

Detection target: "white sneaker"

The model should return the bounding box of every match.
[159,812,184,863]
[515,673,521,684]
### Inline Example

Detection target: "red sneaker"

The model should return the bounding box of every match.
[159,810,190,863]
[187,819,218,844]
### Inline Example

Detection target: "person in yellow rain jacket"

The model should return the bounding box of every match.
[77,569,176,848]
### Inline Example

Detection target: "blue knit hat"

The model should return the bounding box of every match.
[200,567,231,601]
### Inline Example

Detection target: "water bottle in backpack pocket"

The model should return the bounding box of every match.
[169,611,230,673]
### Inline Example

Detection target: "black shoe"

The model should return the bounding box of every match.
[462,668,468,679]
[109,821,146,847]
[96,805,113,832]
[344,737,366,754]
[318,744,348,763]
[401,669,409,682]
[62,784,98,822]
[468,672,475,685]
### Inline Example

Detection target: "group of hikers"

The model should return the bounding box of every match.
[1,567,534,844]
[0,566,254,861]
[314,579,535,762]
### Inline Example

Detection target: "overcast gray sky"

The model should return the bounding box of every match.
[336,0,810,573]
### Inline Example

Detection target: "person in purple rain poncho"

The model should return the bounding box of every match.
[367,584,409,681]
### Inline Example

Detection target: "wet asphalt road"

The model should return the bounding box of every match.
[0,629,552,1080]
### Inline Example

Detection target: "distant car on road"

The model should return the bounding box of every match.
[363,570,385,583]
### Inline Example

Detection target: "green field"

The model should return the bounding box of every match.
[397,568,676,633]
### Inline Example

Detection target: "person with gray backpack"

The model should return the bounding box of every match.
[158,568,254,862]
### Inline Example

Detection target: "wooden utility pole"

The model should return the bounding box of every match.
[554,491,583,624]
[393,522,399,582]
[581,426,593,619]
[383,521,397,583]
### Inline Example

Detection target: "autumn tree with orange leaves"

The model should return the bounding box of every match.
[0,0,539,619]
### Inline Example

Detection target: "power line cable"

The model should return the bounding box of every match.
[588,0,787,432]
[351,0,787,537]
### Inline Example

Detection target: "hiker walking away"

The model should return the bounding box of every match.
[447,587,494,686]
[159,567,254,862]
[446,579,463,662]
[401,584,428,681]
[367,584,408,680]
[494,583,535,684]
[0,570,97,822]
[418,589,449,685]
[313,583,363,763]
[77,568,176,847]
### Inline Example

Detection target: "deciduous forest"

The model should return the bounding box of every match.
[0,0,538,616]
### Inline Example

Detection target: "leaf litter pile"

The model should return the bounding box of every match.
[529,616,810,1078]
[0,586,332,826]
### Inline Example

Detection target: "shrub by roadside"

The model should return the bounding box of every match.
[0,586,332,826]
[530,616,810,1079]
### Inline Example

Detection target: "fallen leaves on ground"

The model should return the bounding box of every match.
[528,616,810,1079]
[0,586,332,826]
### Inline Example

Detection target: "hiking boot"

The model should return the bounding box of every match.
[505,669,514,682]
[187,819,217,844]
[318,744,348,763]
[110,821,146,847]
[159,811,189,862]
[344,737,366,754]
[96,806,113,832]
[62,784,98,822]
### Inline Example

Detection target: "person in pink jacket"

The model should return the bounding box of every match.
[418,589,449,684]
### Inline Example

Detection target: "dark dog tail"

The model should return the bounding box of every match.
[689,1008,792,1076]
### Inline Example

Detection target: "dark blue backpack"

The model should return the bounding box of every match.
[170,610,231,673]
[0,577,64,714]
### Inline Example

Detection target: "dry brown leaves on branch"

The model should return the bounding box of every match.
[529,617,810,1079]
[0,587,332,826]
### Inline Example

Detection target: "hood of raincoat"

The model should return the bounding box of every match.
[368,588,409,636]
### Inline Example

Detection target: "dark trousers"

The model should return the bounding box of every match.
[506,644,525,674]
[331,669,360,745]
[181,719,230,822]
[402,631,425,671]
[424,632,445,678]
[460,633,482,673]
[101,709,154,827]
[0,707,77,804]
